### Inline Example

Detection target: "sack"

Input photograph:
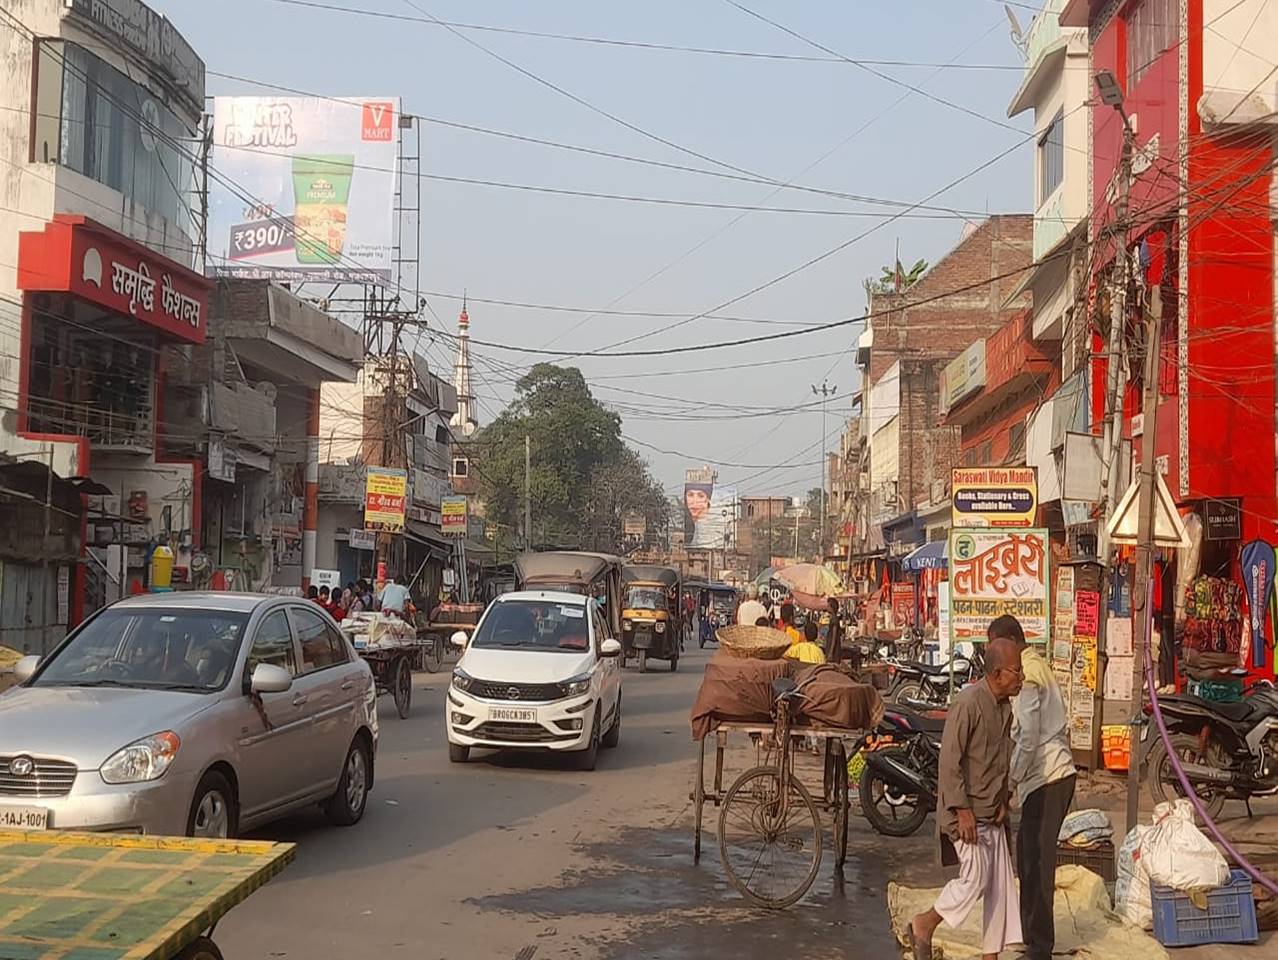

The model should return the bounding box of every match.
[1140,798,1230,892]
[1060,808,1115,846]
[689,656,793,740]
[792,664,884,730]
[1115,824,1153,929]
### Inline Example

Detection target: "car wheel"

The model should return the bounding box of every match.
[448,742,470,763]
[602,696,621,749]
[575,707,601,771]
[187,771,236,839]
[325,737,371,827]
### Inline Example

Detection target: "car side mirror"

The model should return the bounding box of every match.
[450,630,469,649]
[599,638,622,658]
[13,655,40,683]
[249,662,292,695]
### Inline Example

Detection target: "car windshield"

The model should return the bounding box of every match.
[34,608,249,692]
[470,600,591,653]
[626,587,667,611]
[710,594,736,612]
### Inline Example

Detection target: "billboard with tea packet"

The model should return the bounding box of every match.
[210,96,400,282]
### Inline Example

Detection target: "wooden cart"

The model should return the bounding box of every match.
[357,643,417,719]
[692,720,854,909]
[0,829,293,960]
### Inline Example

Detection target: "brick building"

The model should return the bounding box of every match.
[851,215,1033,562]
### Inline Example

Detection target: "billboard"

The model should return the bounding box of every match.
[210,96,400,282]
[952,466,1038,528]
[441,496,468,537]
[948,529,1050,647]
[683,473,737,549]
[364,467,407,531]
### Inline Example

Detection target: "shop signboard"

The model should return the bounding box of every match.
[210,96,400,282]
[441,496,468,536]
[1204,497,1242,541]
[939,340,986,415]
[951,467,1037,528]
[937,583,951,657]
[348,528,376,551]
[947,529,1050,647]
[891,582,916,627]
[364,467,407,531]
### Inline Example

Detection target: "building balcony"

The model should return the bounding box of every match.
[208,382,276,455]
[26,394,153,454]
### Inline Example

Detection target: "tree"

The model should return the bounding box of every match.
[879,257,929,291]
[474,364,667,549]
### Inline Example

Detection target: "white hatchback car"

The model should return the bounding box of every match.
[446,591,622,770]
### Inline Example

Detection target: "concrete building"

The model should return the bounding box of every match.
[0,0,206,642]
[852,216,1033,564]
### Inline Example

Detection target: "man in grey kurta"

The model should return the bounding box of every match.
[908,637,1024,960]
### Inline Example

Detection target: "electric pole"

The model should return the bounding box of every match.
[1127,286,1163,832]
[812,381,837,562]
[524,434,532,549]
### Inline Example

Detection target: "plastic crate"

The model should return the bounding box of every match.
[1151,869,1259,947]
[1056,841,1116,883]
[1101,724,1131,771]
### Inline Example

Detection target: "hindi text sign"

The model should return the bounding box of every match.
[364,467,407,531]
[947,528,1050,647]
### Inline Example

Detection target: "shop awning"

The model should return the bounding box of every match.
[404,519,453,561]
[901,540,947,572]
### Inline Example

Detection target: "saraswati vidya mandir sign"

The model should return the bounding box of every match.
[951,467,1038,529]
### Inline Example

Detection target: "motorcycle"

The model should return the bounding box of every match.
[853,706,944,837]
[1141,679,1278,819]
[887,645,984,709]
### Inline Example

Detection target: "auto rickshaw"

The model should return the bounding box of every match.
[621,564,681,673]
[514,551,625,639]
[699,583,738,648]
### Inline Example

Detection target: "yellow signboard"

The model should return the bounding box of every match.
[364,467,407,531]
[951,466,1038,528]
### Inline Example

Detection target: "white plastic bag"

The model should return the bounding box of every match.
[1140,798,1230,892]
[1115,824,1153,929]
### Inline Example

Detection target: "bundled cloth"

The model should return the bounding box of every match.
[1060,808,1116,848]
[688,655,881,740]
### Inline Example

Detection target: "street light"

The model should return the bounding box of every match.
[1094,69,1125,109]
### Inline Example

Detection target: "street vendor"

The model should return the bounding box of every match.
[784,621,827,665]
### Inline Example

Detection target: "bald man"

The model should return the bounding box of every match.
[908,636,1025,960]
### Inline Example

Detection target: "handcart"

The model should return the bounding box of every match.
[691,681,857,910]
[0,829,294,960]
[343,614,420,719]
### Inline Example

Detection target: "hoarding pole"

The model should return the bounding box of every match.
[1127,287,1163,834]
[524,434,532,548]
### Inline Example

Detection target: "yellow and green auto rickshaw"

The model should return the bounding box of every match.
[621,564,681,673]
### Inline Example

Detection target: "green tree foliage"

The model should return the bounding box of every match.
[475,364,668,549]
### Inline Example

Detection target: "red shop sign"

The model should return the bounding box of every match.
[17,215,210,345]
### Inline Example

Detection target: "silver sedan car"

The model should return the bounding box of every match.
[0,593,378,837]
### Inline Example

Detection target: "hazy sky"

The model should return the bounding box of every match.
[171,0,1038,499]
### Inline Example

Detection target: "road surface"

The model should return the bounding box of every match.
[218,643,905,960]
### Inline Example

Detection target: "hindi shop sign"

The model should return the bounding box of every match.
[951,467,1038,528]
[364,467,407,531]
[441,496,468,537]
[947,529,1050,647]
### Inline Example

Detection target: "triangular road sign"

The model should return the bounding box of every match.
[1106,472,1191,548]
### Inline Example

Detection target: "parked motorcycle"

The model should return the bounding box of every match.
[855,706,944,837]
[887,645,984,709]
[1142,679,1278,819]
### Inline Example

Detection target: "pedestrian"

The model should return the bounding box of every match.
[783,620,826,665]
[908,636,1024,960]
[825,596,844,663]
[777,602,801,645]
[736,583,767,626]
[379,573,411,613]
[990,614,1076,960]
[307,585,319,601]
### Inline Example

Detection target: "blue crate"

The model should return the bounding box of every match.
[1151,869,1259,948]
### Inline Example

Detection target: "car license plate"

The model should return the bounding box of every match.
[0,805,48,830]
[490,707,537,723]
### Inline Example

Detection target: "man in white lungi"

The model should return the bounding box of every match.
[908,636,1024,960]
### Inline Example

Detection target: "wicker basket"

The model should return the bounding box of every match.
[716,624,792,660]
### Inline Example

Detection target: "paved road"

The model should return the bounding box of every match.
[217,644,904,960]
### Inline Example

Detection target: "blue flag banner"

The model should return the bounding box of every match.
[1240,540,1274,670]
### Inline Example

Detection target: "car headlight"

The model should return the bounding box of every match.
[655,621,666,633]
[451,668,475,693]
[100,731,181,784]
[623,619,632,630]
[562,672,593,697]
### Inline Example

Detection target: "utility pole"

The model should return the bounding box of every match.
[812,381,837,561]
[1127,286,1163,832]
[524,434,532,548]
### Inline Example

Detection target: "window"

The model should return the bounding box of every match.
[978,441,994,466]
[1008,421,1027,460]
[247,609,297,678]
[435,425,449,444]
[1127,0,1177,90]
[452,457,469,478]
[747,504,756,518]
[1038,110,1064,202]
[32,40,195,238]
[962,446,977,468]
[291,606,349,672]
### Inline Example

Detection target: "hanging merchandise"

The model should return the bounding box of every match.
[1240,540,1275,670]
[1182,576,1243,655]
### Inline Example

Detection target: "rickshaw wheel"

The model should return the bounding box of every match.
[393,656,412,719]
[175,938,224,960]
[638,650,648,674]
[669,653,678,673]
